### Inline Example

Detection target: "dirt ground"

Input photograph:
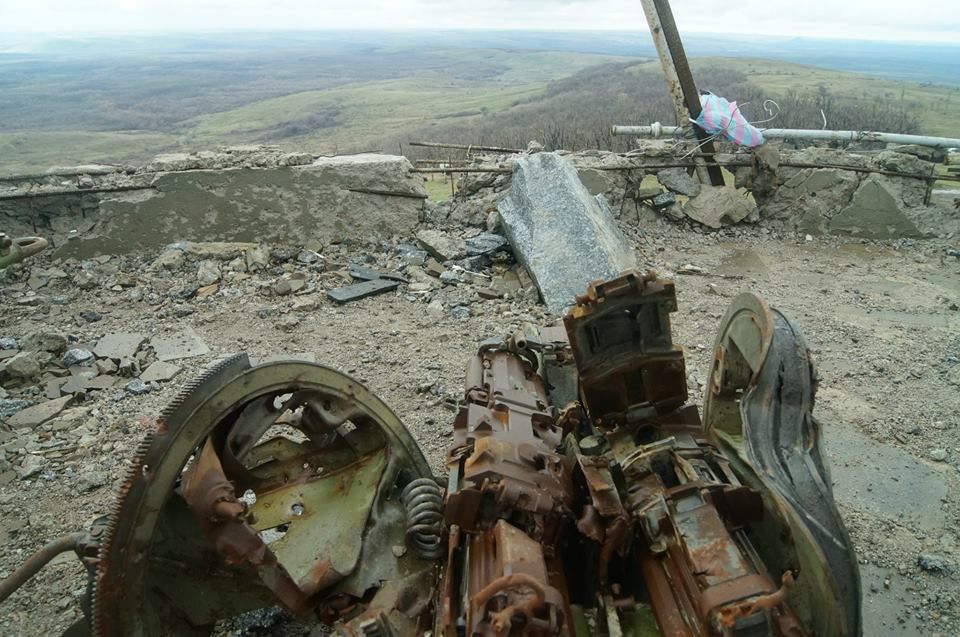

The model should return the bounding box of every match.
[1,219,958,636]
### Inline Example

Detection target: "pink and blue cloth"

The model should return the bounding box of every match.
[694,92,765,148]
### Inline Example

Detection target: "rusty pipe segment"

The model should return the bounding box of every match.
[0,533,86,603]
[0,233,48,269]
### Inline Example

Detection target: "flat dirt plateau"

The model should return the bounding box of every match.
[1,221,958,636]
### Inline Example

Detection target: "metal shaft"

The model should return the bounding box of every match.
[612,124,960,150]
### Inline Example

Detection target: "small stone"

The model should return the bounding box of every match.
[464,233,508,256]
[196,260,221,286]
[657,168,701,197]
[73,271,97,290]
[22,331,68,354]
[449,306,471,320]
[273,279,293,296]
[79,310,102,323]
[139,361,182,383]
[918,553,953,574]
[651,192,677,211]
[78,470,109,492]
[928,448,948,462]
[297,249,322,264]
[439,271,459,285]
[97,358,119,374]
[16,454,45,480]
[401,250,428,267]
[62,348,95,367]
[124,379,153,395]
[416,229,466,261]
[2,352,41,379]
[246,246,270,271]
[0,337,17,350]
[153,249,185,270]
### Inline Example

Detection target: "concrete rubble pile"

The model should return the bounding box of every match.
[426,141,958,240]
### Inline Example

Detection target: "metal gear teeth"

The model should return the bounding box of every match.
[91,354,248,636]
[159,353,249,422]
[91,432,155,637]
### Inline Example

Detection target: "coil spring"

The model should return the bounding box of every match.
[400,478,445,560]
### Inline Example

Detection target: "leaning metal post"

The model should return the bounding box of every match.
[638,0,725,186]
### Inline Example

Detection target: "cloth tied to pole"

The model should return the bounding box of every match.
[694,92,765,147]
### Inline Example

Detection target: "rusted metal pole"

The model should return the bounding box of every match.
[0,533,85,602]
[639,0,725,186]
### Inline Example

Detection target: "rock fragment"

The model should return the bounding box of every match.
[62,348,95,367]
[6,396,73,428]
[497,152,636,313]
[416,229,466,261]
[139,361,182,383]
[682,186,756,229]
[657,167,701,197]
[94,333,147,361]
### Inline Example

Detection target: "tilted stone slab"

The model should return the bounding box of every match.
[497,153,636,314]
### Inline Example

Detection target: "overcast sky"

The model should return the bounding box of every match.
[2,0,958,42]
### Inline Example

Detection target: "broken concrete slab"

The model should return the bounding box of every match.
[682,185,756,229]
[416,229,466,262]
[829,176,925,239]
[497,152,637,314]
[152,328,211,361]
[139,361,182,383]
[5,395,72,428]
[94,333,147,361]
[327,278,399,304]
[51,155,426,258]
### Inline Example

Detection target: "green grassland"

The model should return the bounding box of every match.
[1,48,958,175]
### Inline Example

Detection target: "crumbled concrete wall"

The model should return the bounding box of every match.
[0,147,426,258]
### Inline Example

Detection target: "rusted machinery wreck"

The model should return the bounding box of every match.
[0,270,861,636]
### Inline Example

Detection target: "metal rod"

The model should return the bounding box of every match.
[413,161,960,183]
[0,533,85,602]
[612,124,960,150]
[407,141,524,154]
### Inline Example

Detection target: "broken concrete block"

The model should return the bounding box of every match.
[94,333,147,361]
[152,329,210,361]
[6,395,72,427]
[682,186,756,229]
[657,168,701,197]
[416,229,466,262]
[497,153,637,314]
[327,279,399,304]
[828,176,924,239]
[139,361,182,383]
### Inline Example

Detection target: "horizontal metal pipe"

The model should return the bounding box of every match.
[611,125,960,150]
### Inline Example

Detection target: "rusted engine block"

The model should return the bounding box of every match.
[0,270,860,637]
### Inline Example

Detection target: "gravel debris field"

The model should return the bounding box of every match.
[1,219,958,636]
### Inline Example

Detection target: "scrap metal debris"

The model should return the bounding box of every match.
[0,271,861,637]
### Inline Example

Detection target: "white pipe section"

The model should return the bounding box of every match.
[611,124,960,150]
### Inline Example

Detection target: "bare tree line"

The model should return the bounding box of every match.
[380,62,922,162]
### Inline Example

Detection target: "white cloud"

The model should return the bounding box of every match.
[0,0,957,42]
